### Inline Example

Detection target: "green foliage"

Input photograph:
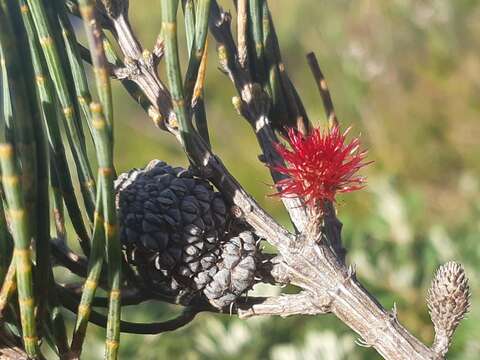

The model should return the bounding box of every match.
[0,0,478,359]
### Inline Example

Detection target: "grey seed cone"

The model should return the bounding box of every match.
[204,231,257,309]
[427,261,470,357]
[115,160,258,308]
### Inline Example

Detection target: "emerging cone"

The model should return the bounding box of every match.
[273,125,370,206]
[427,261,470,356]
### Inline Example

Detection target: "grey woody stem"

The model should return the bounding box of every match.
[107,11,173,121]
[277,227,435,360]
[237,292,327,319]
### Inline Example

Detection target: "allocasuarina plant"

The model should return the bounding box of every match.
[0,0,470,359]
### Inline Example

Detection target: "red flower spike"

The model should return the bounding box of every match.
[273,125,371,207]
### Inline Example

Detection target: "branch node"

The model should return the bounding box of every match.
[152,36,165,64]
[346,264,357,282]
[355,338,373,348]
[388,302,398,322]
[240,83,270,122]
[265,256,291,285]
[311,292,332,313]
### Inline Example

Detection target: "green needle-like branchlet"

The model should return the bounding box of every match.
[248,0,267,87]
[0,52,15,274]
[183,0,211,146]
[261,3,309,132]
[53,0,95,152]
[17,2,70,354]
[25,0,96,216]
[0,144,39,358]
[91,103,121,360]
[0,5,39,356]
[18,0,91,256]
[71,183,106,358]
[79,0,114,139]
[0,259,16,317]
[162,0,195,153]
[0,48,14,143]
[0,195,13,283]
[43,0,87,151]
[261,1,288,128]
[75,3,121,354]
[183,0,195,56]
[0,1,38,235]
[49,164,66,239]
[78,6,121,353]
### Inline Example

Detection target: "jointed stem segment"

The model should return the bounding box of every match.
[26,0,97,244]
[0,144,39,358]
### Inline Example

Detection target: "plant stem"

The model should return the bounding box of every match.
[247,0,267,86]
[70,183,105,357]
[0,144,39,358]
[26,0,96,220]
[161,0,195,153]
[183,0,211,145]
[306,52,338,128]
[19,0,91,255]
[0,259,17,317]
[0,192,13,283]
[53,0,95,158]
[91,102,121,360]
[0,0,38,239]
[78,0,114,138]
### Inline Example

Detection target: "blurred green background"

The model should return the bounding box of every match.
[80,1,479,359]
